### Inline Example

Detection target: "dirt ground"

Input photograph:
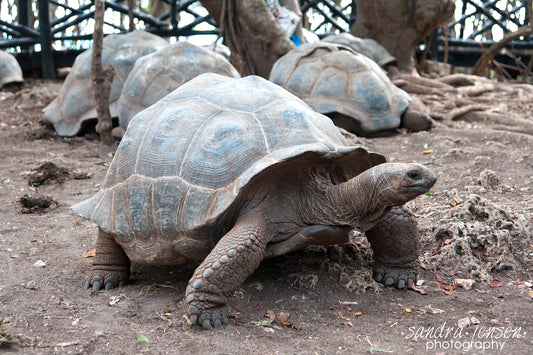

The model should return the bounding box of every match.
[0,77,532,354]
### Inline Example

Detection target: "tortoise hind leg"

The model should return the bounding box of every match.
[85,227,131,291]
[186,214,268,330]
[365,206,419,289]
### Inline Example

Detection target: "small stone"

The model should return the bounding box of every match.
[249,281,263,290]
[455,278,474,290]
[479,169,501,189]
[457,317,471,328]
[33,260,46,268]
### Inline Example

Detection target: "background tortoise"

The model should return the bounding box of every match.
[0,50,24,89]
[42,30,168,136]
[73,73,437,329]
[269,42,432,136]
[117,41,240,129]
[322,32,396,68]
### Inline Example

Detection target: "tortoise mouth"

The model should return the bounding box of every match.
[402,179,437,193]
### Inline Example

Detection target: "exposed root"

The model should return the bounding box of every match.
[437,73,478,87]
[393,79,447,96]
[457,83,495,97]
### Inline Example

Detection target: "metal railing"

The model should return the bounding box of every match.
[1,0,532,78]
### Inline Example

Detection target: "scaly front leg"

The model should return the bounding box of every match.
[186,214,268,329]
[366,206,419,289]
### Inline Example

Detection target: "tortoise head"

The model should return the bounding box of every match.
[368,163,437,206]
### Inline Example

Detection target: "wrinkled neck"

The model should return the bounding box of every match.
[319,170,390,231]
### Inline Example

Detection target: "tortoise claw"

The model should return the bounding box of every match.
[187,303,229,330]
[84,268,129,292]
[373,264,417,290]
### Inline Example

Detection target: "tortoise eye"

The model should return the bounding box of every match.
[407,170,422,180]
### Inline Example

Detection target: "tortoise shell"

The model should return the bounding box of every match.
[73,73,385,265]
[269,42,410,135]
[0,50,23,89]
[117,41,240,129]
[321,33,396,68]
[42,31,168,136]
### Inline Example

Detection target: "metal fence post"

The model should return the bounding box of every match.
[37,0,56,79]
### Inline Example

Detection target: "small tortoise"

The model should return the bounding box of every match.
[73,73,437,329]
[0,50,24,89]
[118,41,240,129]
[322,32,396,68]
[269,42,432,136]
[42,30,168,136]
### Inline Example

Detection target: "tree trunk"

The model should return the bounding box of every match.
[201,0,295,77]
[128,0,135,31]
[351,0,455,74]
[92,0,115,146]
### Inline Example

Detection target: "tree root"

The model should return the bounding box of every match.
[392,79,447,96]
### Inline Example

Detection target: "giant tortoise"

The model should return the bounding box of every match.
[42,30,168,136]
[269,42,432,136]
[73,73,437,329]
[0,50,24,89]
[118,41,240,129]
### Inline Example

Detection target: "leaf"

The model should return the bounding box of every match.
[265,310,275,320]
[277,312,298,329]
[137,334,149,343]
[418,305,444,314]
[82,249,96,258]
[341,320,353,327]
[352,311,362,316]
[337,311,351,321]
[410,285,427,295]
[277,312,290,323]
[489,279,504,287]
[108,295,122,305]
[405,308,413,313]
[183,314,193,325]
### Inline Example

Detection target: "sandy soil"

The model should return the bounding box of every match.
[0,78,532,354]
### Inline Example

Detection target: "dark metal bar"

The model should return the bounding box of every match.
[104,0,168,27]
[18,0,30,27]
[37,0,56,79]
[177,15,211,33]
[0,37,40,49]
[52,10,124,34]
[309,3,345,32]
[50,3,93,28]
[170,0,178,29]
[321,0,351,24]
[0,20,41,37]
